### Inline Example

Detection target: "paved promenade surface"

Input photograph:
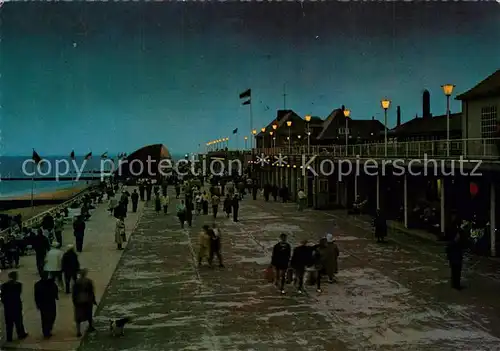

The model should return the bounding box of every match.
[79,190,500,351]
[0,191,144,350]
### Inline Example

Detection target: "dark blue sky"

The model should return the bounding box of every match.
[1,2,500,156]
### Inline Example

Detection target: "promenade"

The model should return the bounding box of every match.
[79,189,500,351]
[0,190,144,350]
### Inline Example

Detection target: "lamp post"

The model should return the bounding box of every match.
[305,115,311,155]
[286,121,292,153]
[261,127,266,151]
[225,137,229,149]
[442,84,455,157]
[244,136,248,149]
[344,109,350,156]
[252,129,257,149]
[381,99,391,157]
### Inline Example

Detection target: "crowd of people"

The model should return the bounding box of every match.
[0,185,109,342]
[270,233,340,295]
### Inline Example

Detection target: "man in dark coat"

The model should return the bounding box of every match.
[33,228,50,277]
[72,269,97,337]
[373,210,387,243]
[290,240,314,294]
[73,216,86,253]
[271,185,278,201]
[446,232,465,290]
[34,273,58,338]
[270,234,291,294]
[138,183,145,201]
[1,271,28,342]
[61,244,80,294]
[208,225,224,268]
[146,182,153,201]
[131,189,139,213]
[263,184,270,202]
[232,194,240,222]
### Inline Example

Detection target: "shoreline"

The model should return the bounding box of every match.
[0,186,90,221]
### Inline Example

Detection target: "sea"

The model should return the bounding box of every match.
[0,153,188,198]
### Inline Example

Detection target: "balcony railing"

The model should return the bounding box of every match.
[255,138,500,160]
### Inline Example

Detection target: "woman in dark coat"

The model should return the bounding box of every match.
[374,210,387,243]
[72,269,97,337]
[223,197,232,218]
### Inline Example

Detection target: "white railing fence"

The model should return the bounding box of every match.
[253,138,500,160]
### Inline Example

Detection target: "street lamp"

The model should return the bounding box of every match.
[305,115,311,154]
[381,99,391,157]
[272,124,278,130]
[286,121,292,153]
[269,131,275,152]
[244,136,248,149]
[344,109,350,156]
[442,84,455,157]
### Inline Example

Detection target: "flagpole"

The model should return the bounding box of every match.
[31,160,35,211]
[249,100,253,150]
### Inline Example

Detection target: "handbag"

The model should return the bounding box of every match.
[264,267,274,283]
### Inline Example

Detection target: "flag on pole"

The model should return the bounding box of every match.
[232,128,238,134]
[242,99,251,105]
[70,150,75,160]
[84,152,92,160]
[239,89,251,99]
[101,152,108,159]
[32,149,42,164]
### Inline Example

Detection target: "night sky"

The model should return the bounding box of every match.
[1,2,499,156]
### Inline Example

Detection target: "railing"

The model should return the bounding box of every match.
[255,138,500,160]
[0,184,97,238]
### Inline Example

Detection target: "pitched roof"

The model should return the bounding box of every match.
[316,109,385,140]
[456,69,500,100]
[389,113,461,135]
[256,110,303,136]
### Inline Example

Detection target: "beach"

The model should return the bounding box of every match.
[0,186,89,221]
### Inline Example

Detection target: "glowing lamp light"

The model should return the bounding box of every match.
[470,182,479,197]
[286,121,292,127]
[244,136,248,140]
[381,99,391,110]
[252,129,257,135]
[442,84,455,96]
[272,124,278,130]
[269,131,274,136]
[298,135,302,139]
[344,109,351,118]
[261,127,266,132]
[305,115,312,122]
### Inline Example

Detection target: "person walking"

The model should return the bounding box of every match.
[73,215,86,253]
[1,271,28,342]
[198,225,211,267]
[54,212,64,246]
[72,269,97,337]
[162,193,170,214]
[232,193,240,222]
[297,189,306,211]
[175,183,181,199]
[446,232,465,290]
[61,245,80,294]
[223,196,232,218]
[176,200,187,229]
[44,242,64,289]
[290,240,313,294]
[270,234,291,294]
[373,210,387,243]
[33,228,50,277]
[208,224,224,268]
[34,273,58,339]
[211,194,220,219]
[131,189,139,213]
[154,193,162,214]
[186,198,193,227]
[324,234,340,283]
[115,216,126,250]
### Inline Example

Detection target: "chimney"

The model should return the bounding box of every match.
[372,116,375,120]
[397,106,401,126]
[341,105,345,111]
[423,89,430,119]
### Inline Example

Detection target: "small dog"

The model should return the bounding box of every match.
[109,317,131,336]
